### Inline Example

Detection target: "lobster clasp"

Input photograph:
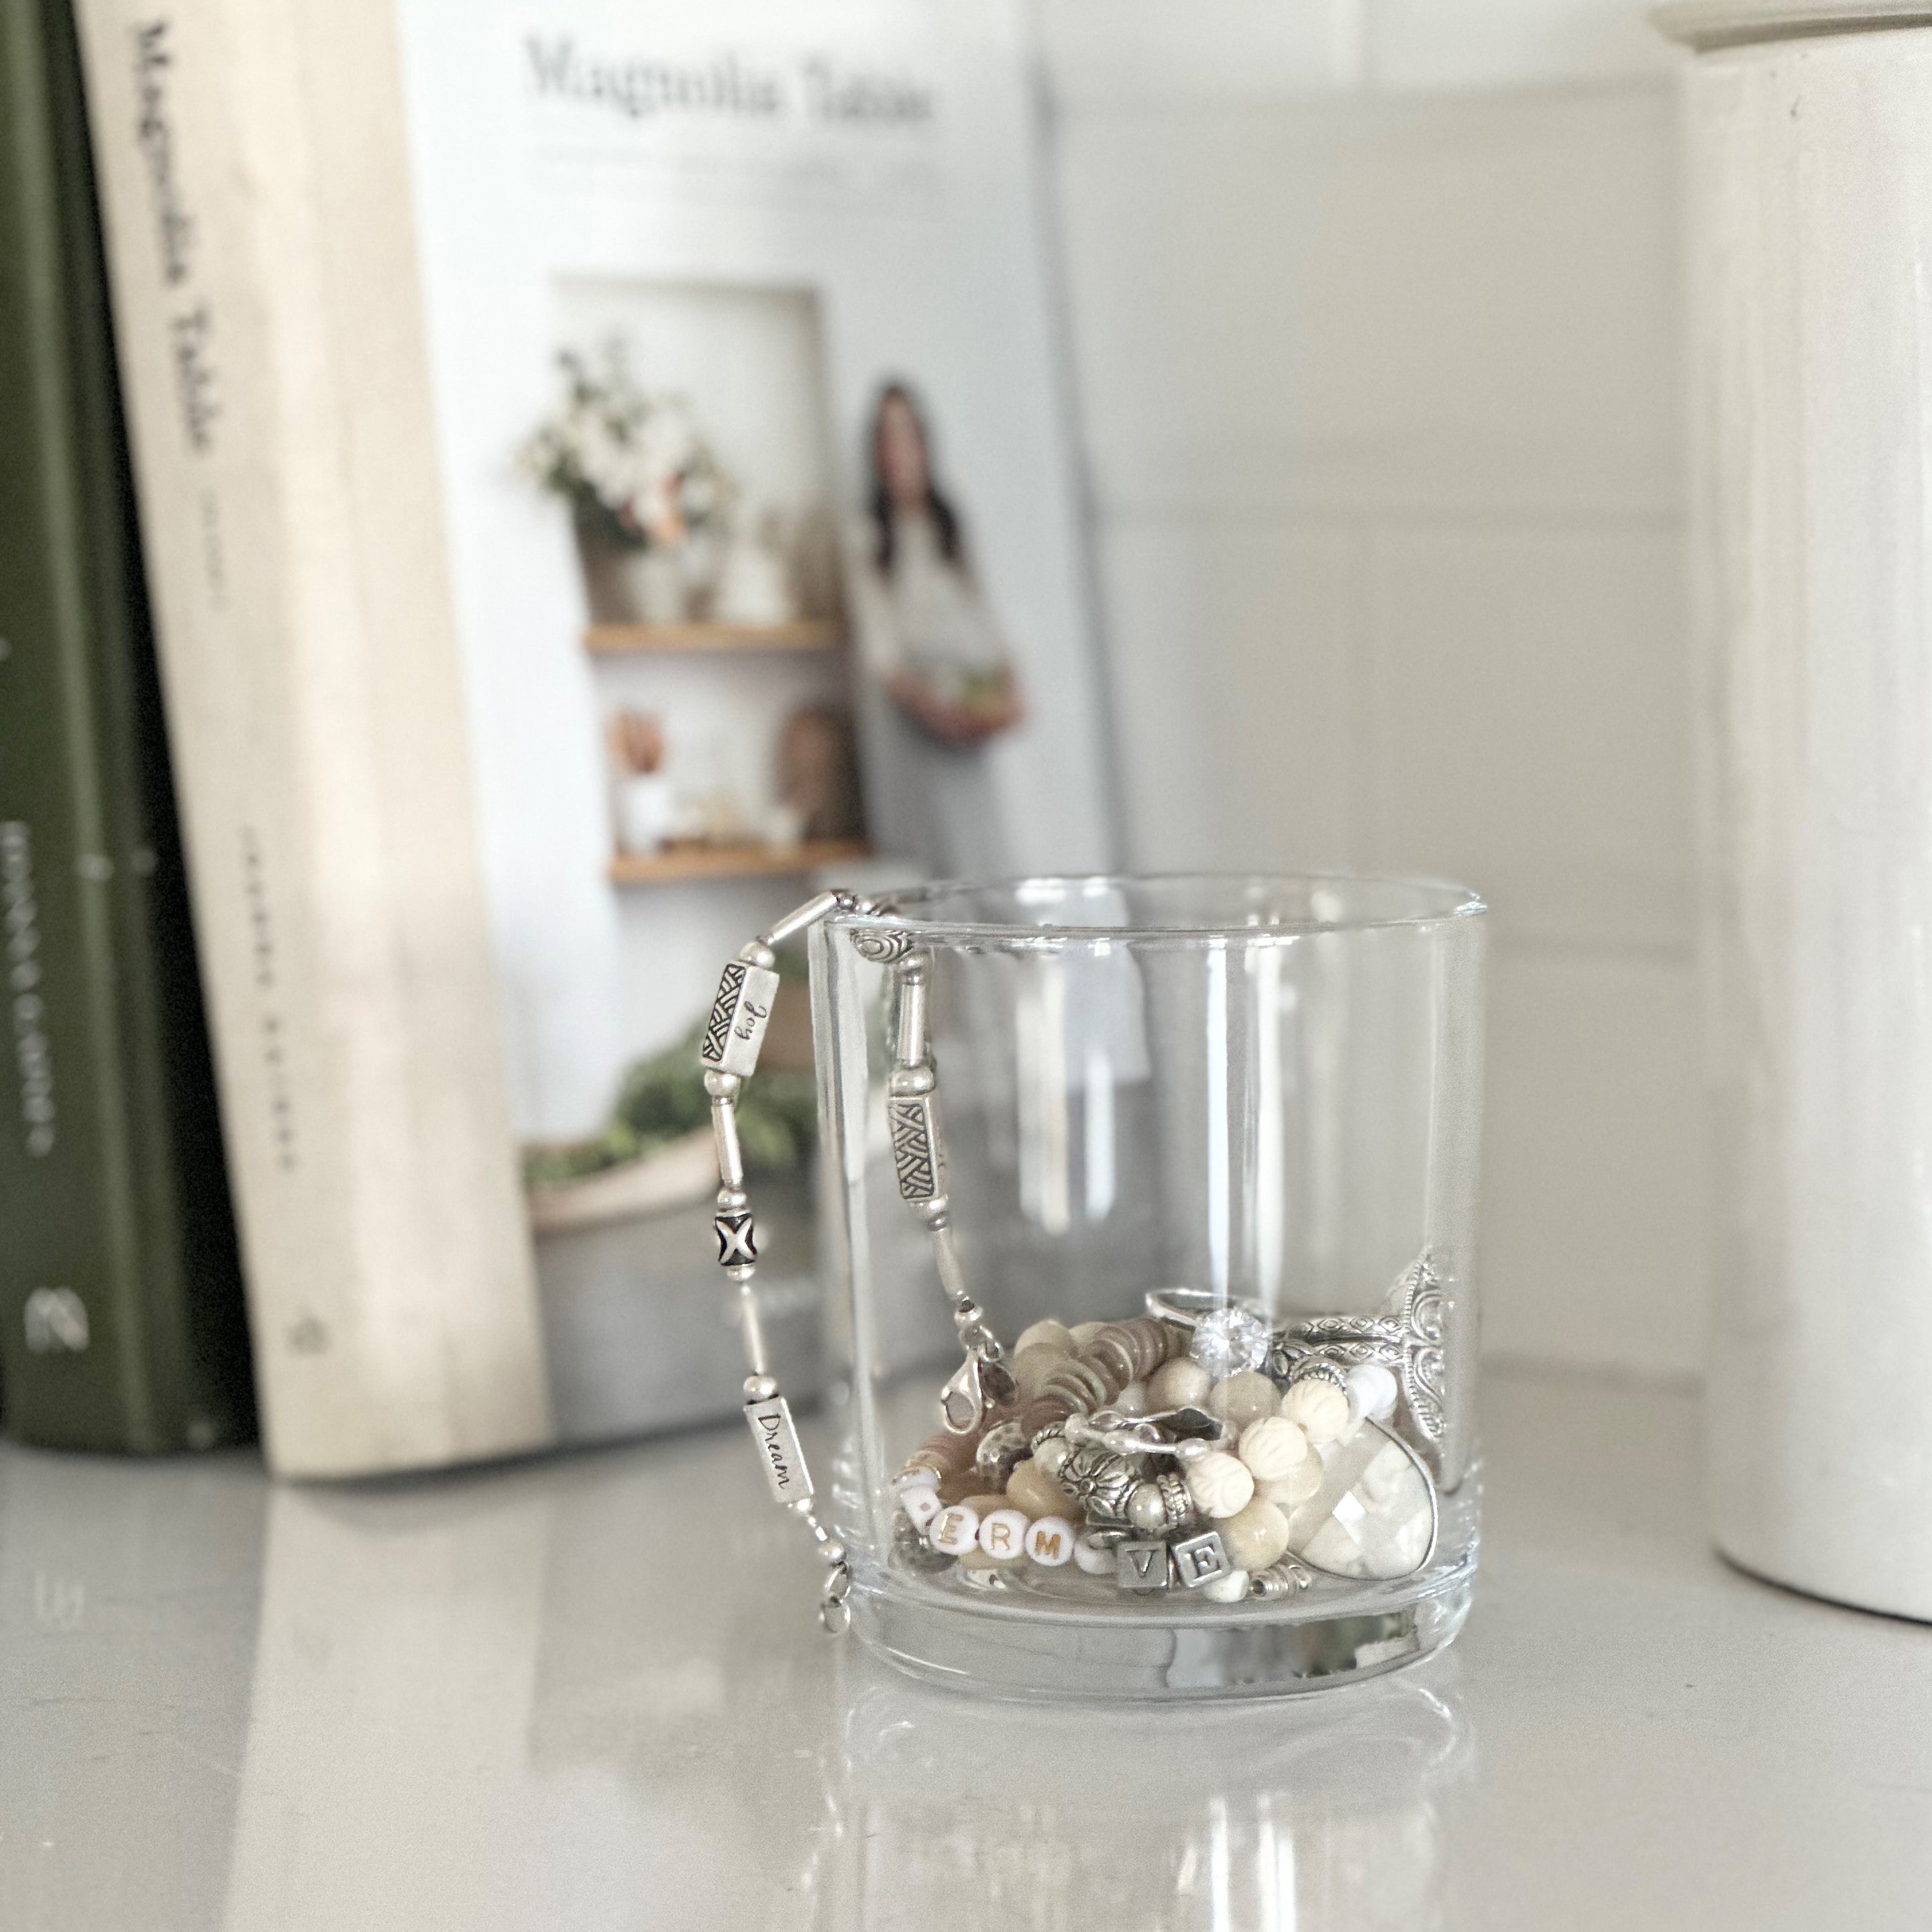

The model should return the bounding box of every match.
[938,1349,1017,1434]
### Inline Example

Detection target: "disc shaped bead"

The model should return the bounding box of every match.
[1208,1371,1279,1431]
[1281,1377,1353,1444]
[1184,1450,1255,1521]
[1073,1532,1116,1574]
[1012,1345,1071,1402]
[1201,1568,1251,1603]
[1238,1415,1310,1482]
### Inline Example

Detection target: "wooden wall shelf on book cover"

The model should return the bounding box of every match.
[608,840,870,885]
[584,621,843,655]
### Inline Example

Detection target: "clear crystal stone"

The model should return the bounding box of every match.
[1187,1303,1272,1379]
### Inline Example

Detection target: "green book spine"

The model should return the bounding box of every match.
[0,0,252,1450]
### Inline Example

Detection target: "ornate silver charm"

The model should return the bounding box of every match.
[1057,1440,1142,1536]
[973,1419,1029,1486]
[1272,1252,1449,1446]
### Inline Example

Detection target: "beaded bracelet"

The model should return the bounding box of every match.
[701,890,1014,1636]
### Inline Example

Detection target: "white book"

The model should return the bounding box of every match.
[73,0,1114,1473]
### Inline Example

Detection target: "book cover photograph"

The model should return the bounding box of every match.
[72,0,1116,1467]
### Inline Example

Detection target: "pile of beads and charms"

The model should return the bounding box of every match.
[892,1295,1439,1604]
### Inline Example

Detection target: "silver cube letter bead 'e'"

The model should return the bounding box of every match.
[1117,1540,1172,1593]
[701,960,782,1078]
[743,1395,812,1507]
[1172,1529,1231,1589]
[888,1093,942,1203]
[714,1210,757,1267]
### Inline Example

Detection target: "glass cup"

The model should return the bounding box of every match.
[810,874,1487,1700]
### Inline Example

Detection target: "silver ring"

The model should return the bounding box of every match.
[1144,1287,1271,1331]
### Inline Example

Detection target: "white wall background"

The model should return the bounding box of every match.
[1037,0,1700,1377]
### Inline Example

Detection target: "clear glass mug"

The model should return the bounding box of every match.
[809,875,1486,1699]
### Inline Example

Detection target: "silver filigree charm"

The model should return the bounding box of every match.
[1272,1252,1448,1445]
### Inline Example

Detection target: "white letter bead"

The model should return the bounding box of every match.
[902,1485,944,1531]
[928,1504,981,1554]
[1024,1515,1077,1566]
[976,1507,1030,1563]
[1184,1450,1255,1521]
[1238,1415,1309,1481]
[1346,1362,1399,1422]
[1281,1377,1352,1444]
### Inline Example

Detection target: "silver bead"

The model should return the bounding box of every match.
[1156,1470,1195,1533]
[1127,1481,1169,1534]
[700,959,780,1077]
[716,1185,749,1213]
[738,941,778,972]
[743,1375,778,1401]
[888,1063,936,1096]
[820,1538,846,1567]
[1032,1432,1071,1479]
[1172,1529,1232,1589]
[702,1069,743,1100]
[975,1420,1029,1486]
[887,1091,943,1201]
[1116,1540,1171,1593]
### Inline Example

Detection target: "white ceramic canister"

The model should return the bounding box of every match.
[1660,0,1932,1619]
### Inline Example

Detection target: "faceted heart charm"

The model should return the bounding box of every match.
[1277,1415,1438,1581]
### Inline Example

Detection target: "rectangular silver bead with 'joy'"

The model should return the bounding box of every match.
[701,960,781,1077]
[744,1395,813,1507]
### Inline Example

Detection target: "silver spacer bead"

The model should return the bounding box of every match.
[737,941,777,971]
[820,1538,847,1567]
[717,1186,750,1213]
[888,1063,936,1096]
[703,1069,743,1100]
[743,1375,778,1402]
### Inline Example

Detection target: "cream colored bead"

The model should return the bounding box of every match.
[1073,1531,1115,1574]
[1238,1415,1309,1482]
[1147,1358,1212,1411]
[1014,1318,1075,1358]
[1184,1450,1254,1521]
[1218,1497,1291,1573]
[975,1507,1030,1564]
[928,1504,980,1554]
[1281,1377,1352,1444]
[1024,1515,1077,1566]
[1068,1320,1106,1349]
[1345,1361,1399,1423]
[1113,1380,1150,1417]
[1006,1458,1077,1521]
[1257,1457,1324,1507]
[901,1485,944,1532]
[1201,1568,1251,1604]
[1208,1371,1279,1432]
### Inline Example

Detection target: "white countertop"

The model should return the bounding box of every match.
[1,1364,1927,1931]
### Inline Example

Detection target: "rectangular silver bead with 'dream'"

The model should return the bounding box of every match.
[744,1396,812,1507]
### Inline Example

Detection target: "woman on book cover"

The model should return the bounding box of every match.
[853,380,1022,879]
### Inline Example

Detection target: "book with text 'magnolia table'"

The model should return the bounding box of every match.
[72,0,1116,1473]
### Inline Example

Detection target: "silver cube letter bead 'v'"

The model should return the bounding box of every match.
[1117,1540,1172,1593]
[701,959,782,1078]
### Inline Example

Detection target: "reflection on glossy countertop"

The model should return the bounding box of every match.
[1,1367,1929,1931]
